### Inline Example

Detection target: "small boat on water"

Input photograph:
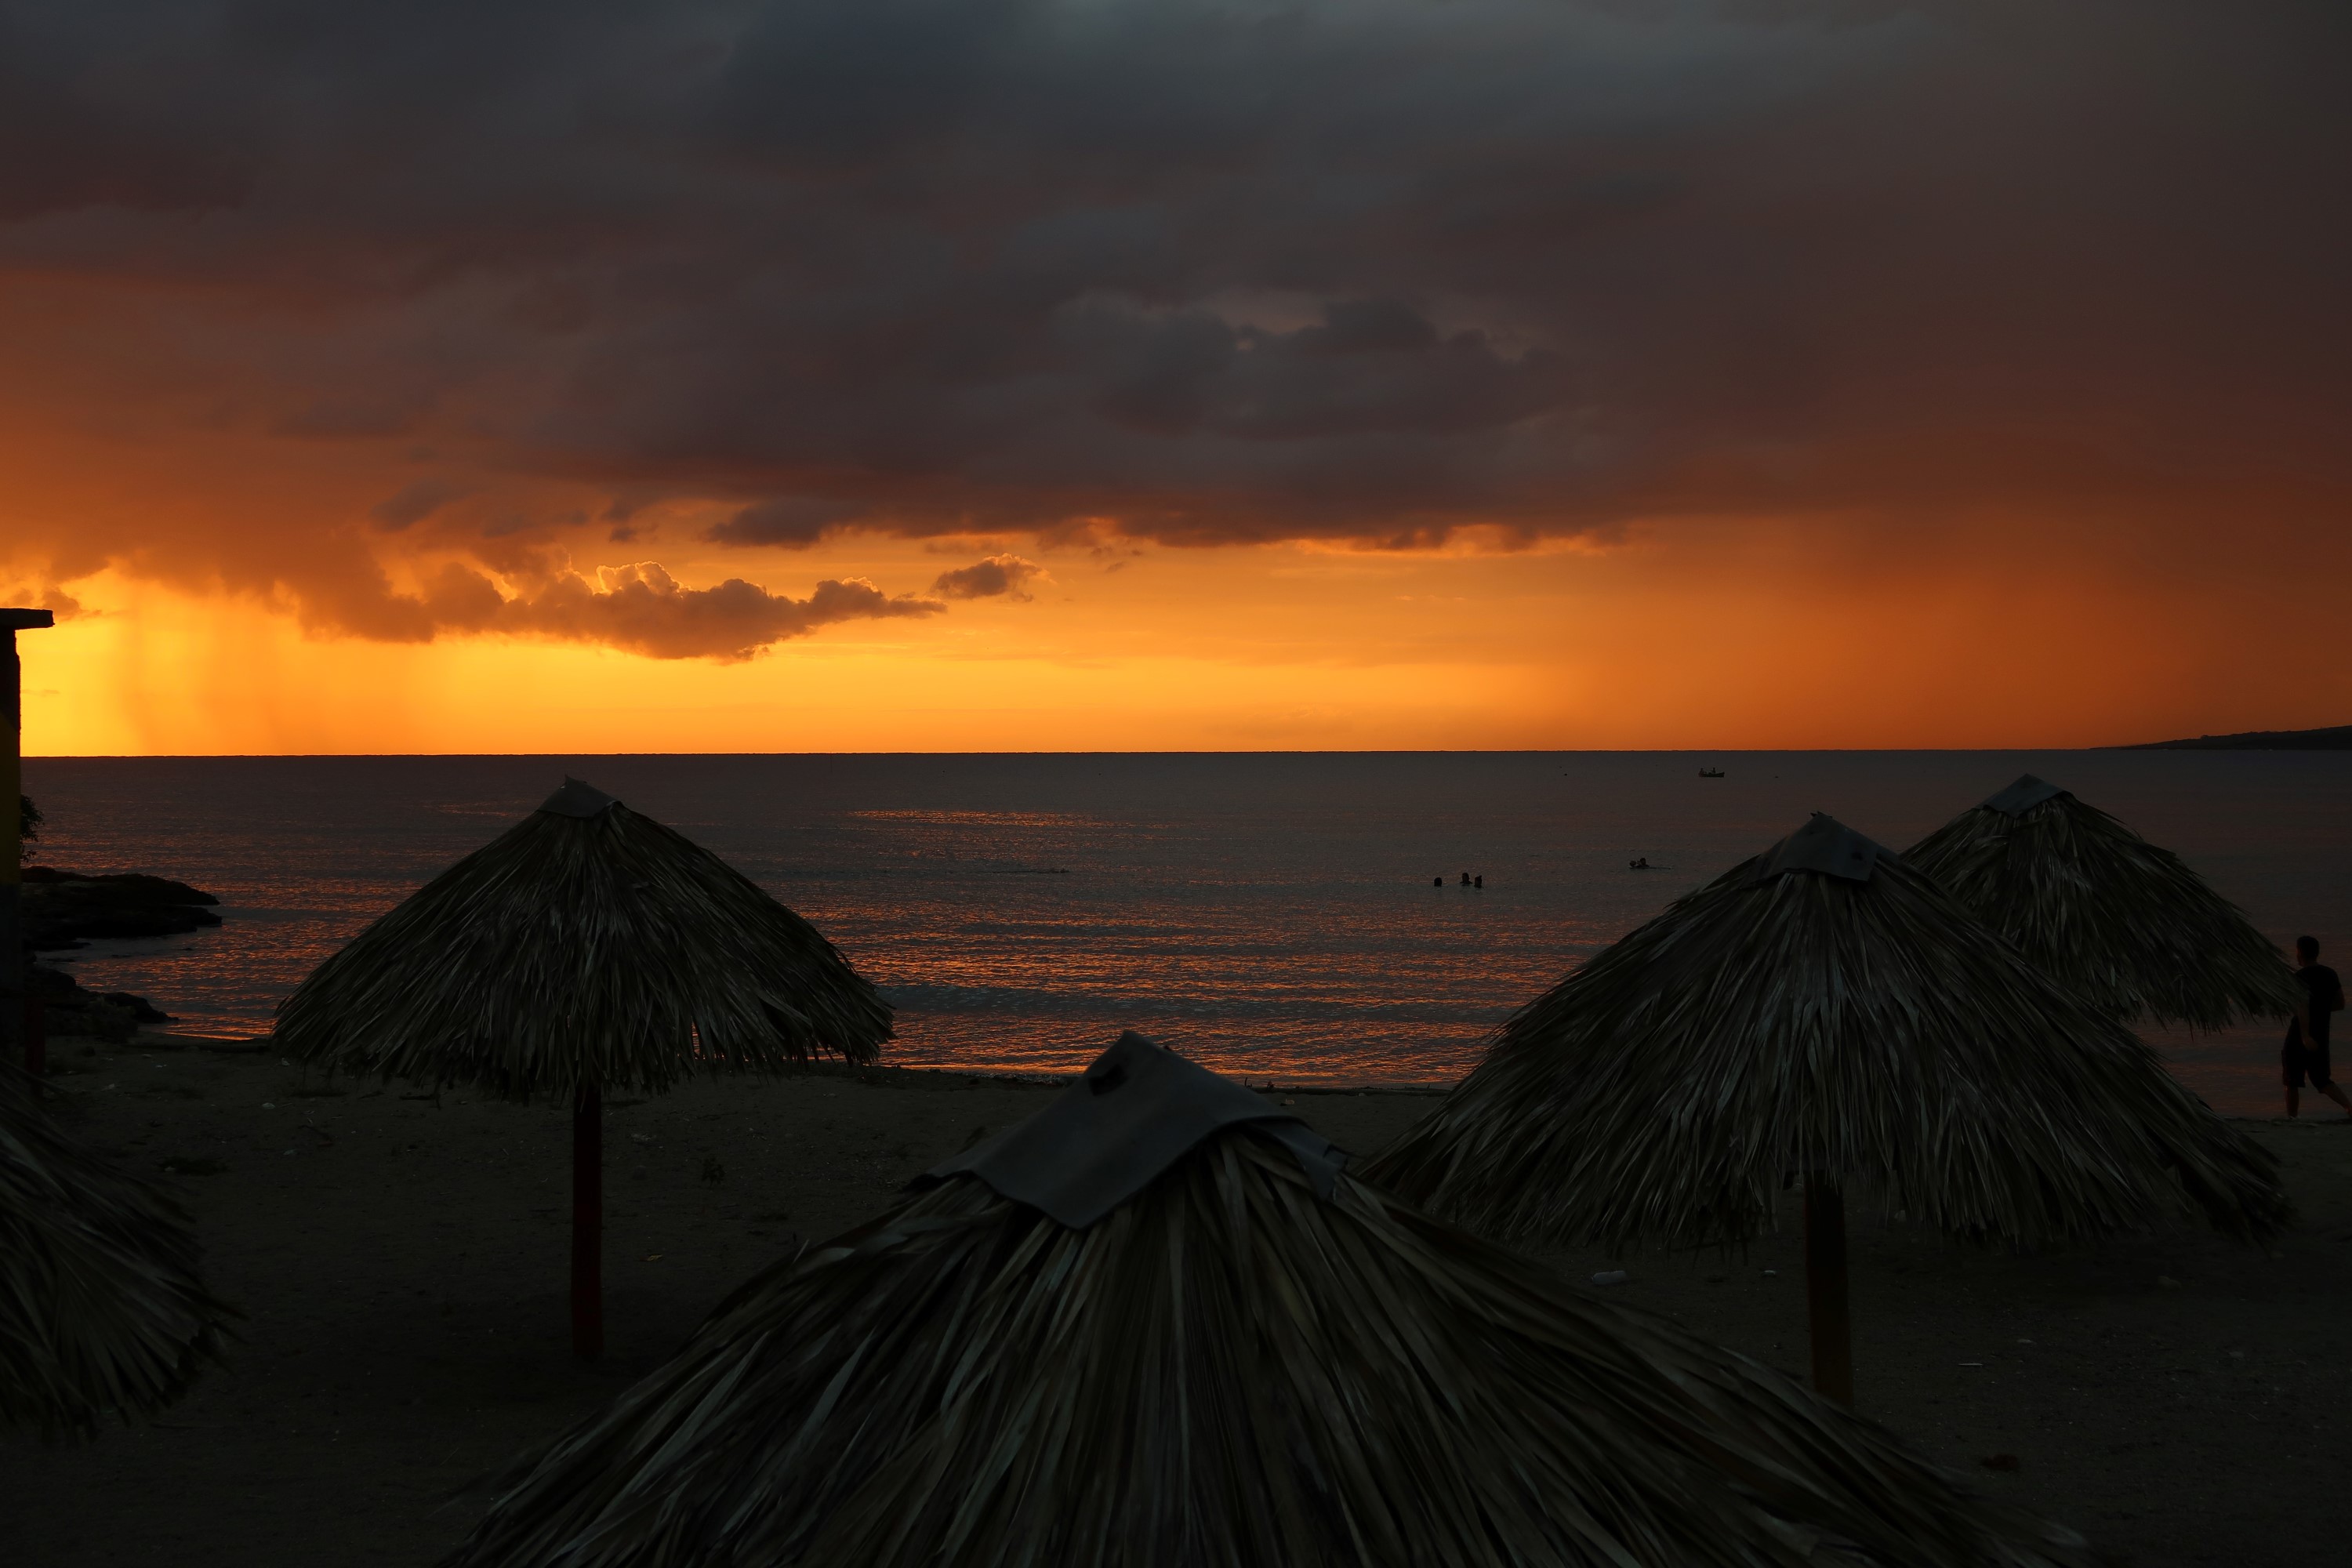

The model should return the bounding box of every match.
[1698,767,1725,779]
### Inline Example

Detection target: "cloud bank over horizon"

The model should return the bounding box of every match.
[1,0,2347,666]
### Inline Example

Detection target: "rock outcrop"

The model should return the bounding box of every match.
[28,964,176,1041]
[21,866,223,950]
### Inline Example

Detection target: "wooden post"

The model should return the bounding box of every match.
[572,1083,604,1361]
[2,609,57,1080]
[1804,1172,1853,1406]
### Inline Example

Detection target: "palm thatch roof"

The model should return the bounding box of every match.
[274,779,891,1097]
[1904,775,2299,1028]
[1367,815,2282,1254]
[0,1066,233,1437]
[441,1033,2093,1568]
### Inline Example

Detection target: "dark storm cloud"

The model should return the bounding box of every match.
[1073,298,1563,441]
[370,477,474,531]
[2,0,2348,629]
[704,496,869,549]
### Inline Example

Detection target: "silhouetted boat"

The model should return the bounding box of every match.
[1698,768,1725,778]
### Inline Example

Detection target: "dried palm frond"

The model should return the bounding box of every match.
[441,1038,2091,1568]
[1367,815,2281,1254]
[0,1066,234,1438]
[1904,775,2298,1028]
[273,779,891,1098]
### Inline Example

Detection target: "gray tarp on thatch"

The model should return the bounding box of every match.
[273,779,891,1094]
[926,1029,1341,1225]
[0,1065,232,1437]
[1904,775,2298,1028]
[439,1035,2093,1568]
[1367,815,2282,1253]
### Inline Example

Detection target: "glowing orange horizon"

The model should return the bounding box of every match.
[13,507,2332,757]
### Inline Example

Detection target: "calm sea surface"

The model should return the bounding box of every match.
[20,752,2350,1115]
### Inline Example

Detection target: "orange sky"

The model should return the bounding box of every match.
[5,2,2347,754]
[16,505,2337,755]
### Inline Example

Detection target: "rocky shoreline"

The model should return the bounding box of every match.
[20,864,222,1040]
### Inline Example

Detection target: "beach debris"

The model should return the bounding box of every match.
[1905,775,2299,1027]
[270,776,892,1363]
[440,1033,2096,1568]
[1590,1269,1629,1287]
[1369,811,2282,1413]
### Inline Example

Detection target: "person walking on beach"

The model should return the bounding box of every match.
[2285,935,2351,1119]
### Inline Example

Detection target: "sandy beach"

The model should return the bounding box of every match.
[5,1025,2347,1568]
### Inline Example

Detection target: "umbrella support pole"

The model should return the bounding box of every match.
[572,1086,604,1362]
[1804,1174,1852,1406]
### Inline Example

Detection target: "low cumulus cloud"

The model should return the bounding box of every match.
[0,0,2346,647]
[931,554,1049,601]
[378,558,942,661]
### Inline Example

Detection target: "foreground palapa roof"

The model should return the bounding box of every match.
[1367,815,2282,1254]
[273,779,891,1096]
[441,1032,2092,1568]
[1904,774,2298,1028]
[0,1066,233,1438]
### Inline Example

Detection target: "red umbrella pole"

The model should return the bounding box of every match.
[572,1084,604,1361]
[1804,1173,1853,1406]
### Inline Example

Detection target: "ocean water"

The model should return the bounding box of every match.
[20,751,2350,1116]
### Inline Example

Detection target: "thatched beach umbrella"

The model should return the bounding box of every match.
[1904,774,2298,1027]
[1,1065,232,1436]
[441,1033,2092,1568]
[274,778,891,1359]
[1368,815,2282,1406]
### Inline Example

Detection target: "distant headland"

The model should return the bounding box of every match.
[2116,724,2352,751]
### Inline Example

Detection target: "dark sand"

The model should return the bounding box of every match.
[6,1030,2348,1567]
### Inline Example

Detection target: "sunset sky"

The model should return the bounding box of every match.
[5,1,2347,753]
